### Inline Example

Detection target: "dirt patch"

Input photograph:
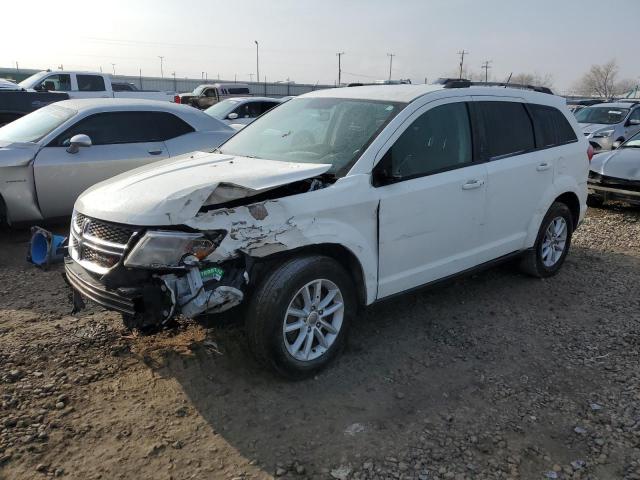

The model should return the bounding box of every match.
[1,206,639,480]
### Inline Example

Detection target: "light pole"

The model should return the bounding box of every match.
[254,40,260,83]
[336,52,345,86]
[158,56,164,78]
[387,53,395,82]
[111,63,116,75]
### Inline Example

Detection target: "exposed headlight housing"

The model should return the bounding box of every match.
[592,129,614,138]
[124,230,225,269]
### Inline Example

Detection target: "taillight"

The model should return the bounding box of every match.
[587,144,594,162]
[173,95,180,104]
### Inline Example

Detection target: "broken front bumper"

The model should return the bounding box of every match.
[64,257,246,323]
[588,175,640,205]
[65,258,136,316]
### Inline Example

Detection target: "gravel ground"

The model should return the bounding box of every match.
[0,205,639,480]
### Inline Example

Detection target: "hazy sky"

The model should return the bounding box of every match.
[2,0,638,92]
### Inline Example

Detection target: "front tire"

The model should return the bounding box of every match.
[246,255,356,379]
[519,202,574,278]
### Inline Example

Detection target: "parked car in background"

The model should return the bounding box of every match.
[0,83,69,127]
[64,84,588,378]
[588,130,640,207]
[176,83,251,109]
[112,82,141,92]
[576,101,640,150]
[204,97,283,128]
[0,79,21,90]
[0,99,234,224]
[566,99,605,114]
[18,71,176,102]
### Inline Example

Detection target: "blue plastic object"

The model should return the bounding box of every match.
[27,227,68,269]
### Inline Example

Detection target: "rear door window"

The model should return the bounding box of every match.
[475,101,535,159]
[77,75,106,92]
[528,104,578,148]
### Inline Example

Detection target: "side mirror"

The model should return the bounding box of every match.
[66,134,92,154]
[227,112,239,120]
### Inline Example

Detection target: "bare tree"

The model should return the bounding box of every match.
[572,60,633,98]
[510,72,554,88]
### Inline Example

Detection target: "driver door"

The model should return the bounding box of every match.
[375,97,488,298]
[34,111,169,218]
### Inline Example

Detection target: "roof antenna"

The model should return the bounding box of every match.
[504,72,513,87]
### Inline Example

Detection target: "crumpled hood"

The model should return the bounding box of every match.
[590,148,640,181]
[0,141,40,167]
[75,151,331,225]
[581,123,613,135]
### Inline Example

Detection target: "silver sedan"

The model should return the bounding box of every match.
[0,98,235,224]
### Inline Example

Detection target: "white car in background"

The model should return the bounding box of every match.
[18,71,176,102]
[204,97,284,129]
[0,98,234,224]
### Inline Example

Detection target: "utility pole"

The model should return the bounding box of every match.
[254,40,260,83]
[139,68,142,89]
[15,61,18,72]
[336,52,345,86]
[249,73,254,82]
[387,53,395,82]
[158,56,164,78]
[111,63,116,75]
[457,50,469,79]
[481,60,492,83]
[172,72,176,92]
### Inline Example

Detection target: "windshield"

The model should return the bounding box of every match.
[575,107,629,125]
[204,99,239,119]
[0,105,76,143]
[621,131,640,149]
[18,72,48,89]
[217,97,402,176]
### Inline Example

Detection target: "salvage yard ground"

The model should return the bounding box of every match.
[1,206,639,480]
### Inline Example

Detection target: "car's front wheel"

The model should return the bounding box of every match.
[246,255,356,379]
[520,202,574,278]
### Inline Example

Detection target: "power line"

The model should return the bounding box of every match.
[457,50,469,79]
[336,52,345,86]
[387,53,395,82]
[481,60,492,83]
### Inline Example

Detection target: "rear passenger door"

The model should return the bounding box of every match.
[376,97,488,298]
[472,98,552,258]
[34,111,173,218]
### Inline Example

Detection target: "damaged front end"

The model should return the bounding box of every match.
[64,212,250,329]
[64,155,336,328]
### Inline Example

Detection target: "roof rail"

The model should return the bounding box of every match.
[436,78,554,95]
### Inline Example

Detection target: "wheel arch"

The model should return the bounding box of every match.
[250,243,368,308]
[554,191,580,227]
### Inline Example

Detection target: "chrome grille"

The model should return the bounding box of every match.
[70,212,138,274]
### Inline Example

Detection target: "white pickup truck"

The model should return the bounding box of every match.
[18,71,176,102]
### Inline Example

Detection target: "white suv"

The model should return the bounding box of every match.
[65,84,590,378]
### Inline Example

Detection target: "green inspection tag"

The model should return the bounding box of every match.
[199,266,224,281]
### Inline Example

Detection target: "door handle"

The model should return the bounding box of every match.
[536,162,551,172]
[148,150,163,155]
[461,179,484,190]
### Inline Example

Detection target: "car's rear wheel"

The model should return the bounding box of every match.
[520,202,574,278]
[246,255,355,379]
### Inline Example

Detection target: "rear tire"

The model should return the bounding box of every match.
[519,202,573,278]
[246,255,356,379]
